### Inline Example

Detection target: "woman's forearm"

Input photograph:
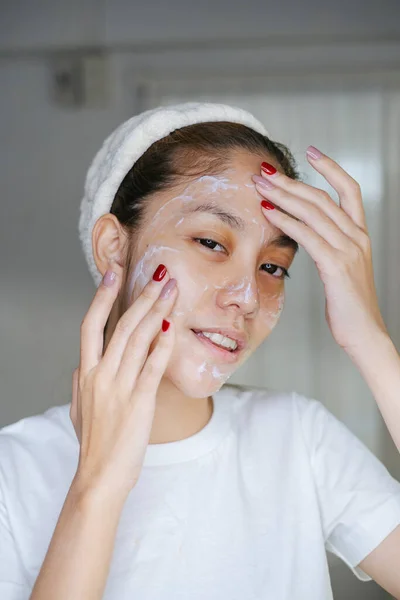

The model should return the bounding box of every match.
[349,330,400,453]
[30,476,127,600]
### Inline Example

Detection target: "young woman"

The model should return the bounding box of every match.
[1,102,400,600]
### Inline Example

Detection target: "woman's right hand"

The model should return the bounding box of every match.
[69,264,178,502]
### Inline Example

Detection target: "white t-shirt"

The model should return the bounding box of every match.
[1,384,400,600]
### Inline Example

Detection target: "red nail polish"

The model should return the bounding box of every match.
[261,162,277,175]
[153,264,167,281]
[261,200,275,210]
[162,319,170,332]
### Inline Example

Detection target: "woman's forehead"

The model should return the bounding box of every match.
[146,169,270,229]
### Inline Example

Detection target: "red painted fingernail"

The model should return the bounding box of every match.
[306,146,322,160]
[162,319,170,332]
[261,162,277,175]
[153,264,167,281]
[261,200,275,210]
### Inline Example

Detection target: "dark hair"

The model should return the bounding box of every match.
[110,121,299,229]
[105,121,300,339]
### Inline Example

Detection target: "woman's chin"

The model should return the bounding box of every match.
[164,357,235,398]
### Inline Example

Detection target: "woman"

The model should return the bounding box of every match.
[1,102,400,599]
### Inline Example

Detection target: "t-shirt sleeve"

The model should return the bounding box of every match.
[0,482,31,599]
[294,392,400,582]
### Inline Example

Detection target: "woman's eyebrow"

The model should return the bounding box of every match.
[182,201,246,231]
[270,233,299,254]
[182,201,299,254]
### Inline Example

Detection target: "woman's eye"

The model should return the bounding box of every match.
[262,263,290,280]
[194,239,290,279]
[194,238,226,253]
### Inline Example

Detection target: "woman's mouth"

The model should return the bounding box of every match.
[191,329,242,363]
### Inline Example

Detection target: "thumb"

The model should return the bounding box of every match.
[69,367,80,442]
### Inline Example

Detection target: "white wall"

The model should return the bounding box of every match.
[104,0,400,44]
[1,0,400,51]
[0,0,103,50]
[0,54,129,426]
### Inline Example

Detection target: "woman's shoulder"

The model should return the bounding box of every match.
[220,382,321,417]
[219,382,339,447]
[0,404,78,485]
[0,403,75,444]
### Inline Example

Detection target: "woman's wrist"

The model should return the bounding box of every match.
[70,471,129,515]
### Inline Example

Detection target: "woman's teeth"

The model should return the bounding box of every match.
[197,331,238,351]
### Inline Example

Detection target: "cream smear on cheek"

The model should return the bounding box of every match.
[126,172,284,388]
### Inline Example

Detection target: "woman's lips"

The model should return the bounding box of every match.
[191,330,241,363]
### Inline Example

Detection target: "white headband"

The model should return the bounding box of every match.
[79,101,269,287]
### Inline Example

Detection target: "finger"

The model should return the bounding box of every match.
[70,367,79,423]
[257,162,367,245]
[122,321,175,457]
[80,269,121,379]
[305,147,368,232]
[260,201,338,272]
[70,367,80,440]
[116,280,178,392]
[100,267,173,377]
[134,318,175,400]
[254,180,353,252]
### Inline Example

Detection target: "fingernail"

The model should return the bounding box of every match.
[253,174,275,190]
[153,264,167,281]
[162,319,170,332]
[102,270,116,287]
[261,200,275,210]
[306,145,322,160]
[160,278,177,299]
[261,161,277,176]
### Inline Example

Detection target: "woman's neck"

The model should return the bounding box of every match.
[149,377,214,445]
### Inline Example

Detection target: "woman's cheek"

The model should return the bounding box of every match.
[126,244,185,304]
[261,290,285,332]
[168,259,210,319]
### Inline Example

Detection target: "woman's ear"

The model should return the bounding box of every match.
[92,213,128,279]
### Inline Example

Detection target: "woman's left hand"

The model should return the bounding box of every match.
[252,147,390,358]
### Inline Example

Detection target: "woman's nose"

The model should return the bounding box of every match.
[216,276,259,316]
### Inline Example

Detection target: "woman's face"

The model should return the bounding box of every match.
[126,151,298,397]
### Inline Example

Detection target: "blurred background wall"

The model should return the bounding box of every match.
[1,1,400,598]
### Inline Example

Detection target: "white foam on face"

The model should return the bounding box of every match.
[261,290,285,329]
[127,244,180,302]
[197,174,239,193]
[194,359,231,392]
[243,281,253,303]
[126,170,288,386]
[171,309,185,317]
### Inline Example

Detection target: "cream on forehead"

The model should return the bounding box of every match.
[196,174,239,192]
[146,174,241,232]
[143,173,268,244]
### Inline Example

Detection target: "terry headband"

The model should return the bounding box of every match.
[79,101,270,287]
